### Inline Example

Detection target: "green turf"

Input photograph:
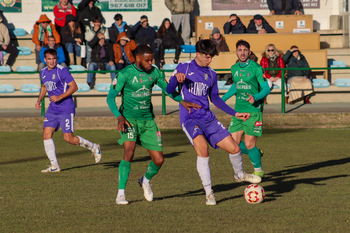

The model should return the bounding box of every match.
[1,129,350,232]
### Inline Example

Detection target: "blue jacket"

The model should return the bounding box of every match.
[40,44,66,65]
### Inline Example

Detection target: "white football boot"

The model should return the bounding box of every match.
[234,172,262,184]
[116,195,129,205]
[206,192,217,206]
[91,144,101,163]
[41,165,61,173]
[139,177,153,202]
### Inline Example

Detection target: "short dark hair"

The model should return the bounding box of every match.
[47,35,55,41]
[290,45,299,50]
[236,39,250,50]
[44,48,57,58]
[195,39,218,57]
[140,15,148,20]
[135,45,153,56]
[114,14,122,21]
[93,17,102,23]
[230,14,237,18]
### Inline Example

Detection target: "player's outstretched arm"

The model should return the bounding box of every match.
[210,79,237,116]
[221,84,237,102]
[35,84,47,110]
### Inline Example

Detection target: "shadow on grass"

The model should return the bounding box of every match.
[286,103,306,113]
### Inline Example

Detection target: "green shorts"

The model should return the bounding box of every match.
[229,112,263,137]
[118,118,163,151]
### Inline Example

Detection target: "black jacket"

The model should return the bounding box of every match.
[156,26,181,47]
[90,40,114,64]
[223,20,246,34]
[60,15,84,44]
[78,0,104,27]
[268,0,300,14]
[109,23,132,44]
[131,22,156,45]
[283,50,310,79]
[246,18,276,33]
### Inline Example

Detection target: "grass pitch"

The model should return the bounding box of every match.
[1,128,350,232]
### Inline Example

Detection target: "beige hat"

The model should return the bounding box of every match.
[120,36,130,42]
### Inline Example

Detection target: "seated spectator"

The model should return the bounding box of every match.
[283,45,313,104]
[85,17,109,65]
[157,18,182,68]
[109,14,132,45]
[0,16,18,70]
[61,15,84,65]
[268,0,303,15]
[113,32,137,71]
[210,27,229,52]
[131,15,156,46]
[53,0,77,35]
[87,33,116,88]
[78,0,103,28]
[32,14,60,67]
[223,14,246,34]
[39,35,67,71]
[260,44,287,103]
[247,14,276,34]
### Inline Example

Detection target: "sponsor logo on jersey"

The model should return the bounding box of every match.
[131,85,151,97]
[139,74,146,76]
[236,79,251,90]
[205,74,208,80]
[239,73,242,77]
[247,72,251,77]
[255,121,262,126]
[188,82,209,96]
[133,106,138,110]
[188,72,194,76]
[157,131,161,136]
[234,71,238,76]
[140,78,143,83]
[149,76,153,82]
[44,118,48,122]
[52,74,56,80]
[42,76,46,79]
[132,76,138,83]
[44,81,57,91]
[240,70,246,72]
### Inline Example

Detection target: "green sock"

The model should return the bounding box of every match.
[248,147,262,169]
[239,141,249,154]
[144,161,161,180]
[119,159,131,189]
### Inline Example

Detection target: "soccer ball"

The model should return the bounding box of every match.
[244,184,265,204]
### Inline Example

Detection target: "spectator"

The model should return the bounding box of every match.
[113,32,138,71]
[78,0,103,28]
[32,14,60,67]
[0,16,17,70]
[39,35,67,71]
[223,14,246,34]
[165,0,195,45]
[61,15,84,65]
[247,14,276,34]
[87,32,116,88]
[109,13,132,45]
[282,45,313,104]
[53,0,77,35]
[260,44,287,103]
[85,17,109,65]
[268,0,303,15]
[210,27,229,52]
[157,18,182,68]
[131,15,156,46]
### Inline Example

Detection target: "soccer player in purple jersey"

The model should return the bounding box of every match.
[35,49,102,173]
[166,40,261,205]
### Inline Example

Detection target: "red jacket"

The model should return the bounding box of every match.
[53,3,77,27]
[113,32,138,64]
[260,56,285,79]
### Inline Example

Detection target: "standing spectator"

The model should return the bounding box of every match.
[109,13,132,45]
[157,18,182,68]
[260,44,287,103]
[32,14,60,67]
[210,27,229,52]
[268,0,303,15]
[113,32,137,71]
[165,0,195,45]
[247,14,276,34]
[53,0,77,35]
[39,35,66,71]
[85,17,109,65]
[223,14,246,34]
[61,15,84,65]
[78,0,103,28]
[131,15,156,46]
[0,16,17,70]
[87,33,116,88]
[283,45,313,104]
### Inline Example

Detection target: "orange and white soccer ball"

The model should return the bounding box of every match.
[244,184,265,204]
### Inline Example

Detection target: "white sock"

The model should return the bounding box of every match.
[44,139,59,168]
[229,152,244,179]
[77,136,94,150]
[254,167,262,172]
[143,176,150,184]
[117,189,125,197]
[197,156,212,196]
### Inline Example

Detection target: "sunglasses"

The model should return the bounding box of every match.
[42,22,50,24]
[231,19,237,21]
[268,49,275,52]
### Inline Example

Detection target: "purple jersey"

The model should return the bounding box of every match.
[40,64,75,114]
[167,59,237,124]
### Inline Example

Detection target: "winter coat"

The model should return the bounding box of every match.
[85,24,109,43]
[113,32,138,64]
[210,35,229,52]
[131,22,156,46]
[223,20,246,34]
[283,50,310,79]
[40,44,66,65]
[260,56,285,79]
[32,14,61,46]
[53,2,77,27]
[60,15,84,44]
[0,23,10,46]
[78,0,103,27]
[156,26,181,47]
[268,0,300,14]
[246,18,276,33]
[90,40,114,64]
[109,22,132,44]
[165,0,195,14]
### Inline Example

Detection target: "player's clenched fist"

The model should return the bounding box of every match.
[175,73,186,83]
[235,112,251,121]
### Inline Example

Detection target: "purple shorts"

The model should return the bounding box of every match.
[43,112,75,133]
[181,118,230,149]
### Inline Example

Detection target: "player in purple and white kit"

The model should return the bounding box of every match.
[166,40,261,205]
[36,49,101,173]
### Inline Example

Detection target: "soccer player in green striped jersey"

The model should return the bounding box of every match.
[221,40,271,179]
[107,45,200,205]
